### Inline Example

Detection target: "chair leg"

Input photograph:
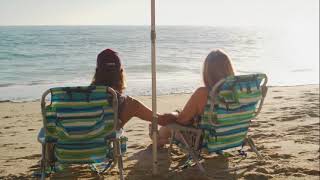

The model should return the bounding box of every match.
[97,140,117,174]
[246,136,263,160]
[168,130,175,164]
[179,132,205,173]
[116,139,124,180]
[41,144,47,180]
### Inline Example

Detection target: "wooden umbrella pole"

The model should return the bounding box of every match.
[151,0,158,175]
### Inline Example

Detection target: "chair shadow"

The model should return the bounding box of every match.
[124,145,238,180]
[0,153,115,180]
[0,148,258,180]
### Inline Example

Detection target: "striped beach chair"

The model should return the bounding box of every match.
[167,74,268,172]
[37,86,126,180]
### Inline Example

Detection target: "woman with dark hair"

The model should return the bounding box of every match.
[92,49,126,94]
[92,48,173,127]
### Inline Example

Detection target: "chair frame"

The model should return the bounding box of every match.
[38,86,124,180]
[167,75,268,173]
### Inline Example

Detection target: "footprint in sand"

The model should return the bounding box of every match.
[307,112,319,117]
[280,107,296,110]
[268,153,294,159]
[15,154,41,160]
[3,143,15,147]
[304,92,317,96]
[14,147,26,150]
[255,167,270,174]
[280,115,304,121]
[302,169,320,176]
[127,144,145,149]
[251,133,279,139]
[273,167,320,176]
[243,172,273,180]
[133,133,147,136]
[260,125,270,128]
[134,129,145,133]
[272,90,281,93]
[250,123,260,128]
[292,173,305,177]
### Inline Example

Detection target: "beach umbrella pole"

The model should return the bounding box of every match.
[151,0,158,175]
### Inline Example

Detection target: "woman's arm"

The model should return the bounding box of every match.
[118,96,152,127]
[118,87,208,127]
[118,96,177,127]
[176,87,208,125]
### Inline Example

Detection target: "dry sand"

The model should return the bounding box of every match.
[0,85,319,179]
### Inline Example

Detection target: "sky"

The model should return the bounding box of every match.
[0,0,319,27]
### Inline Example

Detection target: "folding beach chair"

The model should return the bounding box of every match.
[167,74,268,172]
[37,86,127,180]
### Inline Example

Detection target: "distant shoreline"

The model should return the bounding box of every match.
[0,84,318,103]
[0,25,273,29]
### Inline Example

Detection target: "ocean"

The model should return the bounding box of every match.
[0,26,318,102]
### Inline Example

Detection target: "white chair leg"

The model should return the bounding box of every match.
[41,144,47,180]
[116,139,124,180]
[247,136,263,160]
[168,130,175,164]
[179,132,205,173]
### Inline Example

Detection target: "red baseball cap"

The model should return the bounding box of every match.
[97,49,122,71]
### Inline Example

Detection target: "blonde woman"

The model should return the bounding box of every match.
[156,49,235,146]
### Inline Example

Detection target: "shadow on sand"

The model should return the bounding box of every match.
[0,146,259,180]
[0,153,118,180]
[123,145,247,180]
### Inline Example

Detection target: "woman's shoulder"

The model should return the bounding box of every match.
[191,87,209,102]
[194,87,209,97]
[191,87,210,115]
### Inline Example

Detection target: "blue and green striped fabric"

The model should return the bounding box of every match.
[199,74,266,153]
[44,86,118,163]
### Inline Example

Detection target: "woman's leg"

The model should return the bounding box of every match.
[158,126,171,146]
[148,125,171,147]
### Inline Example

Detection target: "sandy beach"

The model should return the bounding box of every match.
[0,85,319,179]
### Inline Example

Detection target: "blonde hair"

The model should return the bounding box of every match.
[203,49,235,88]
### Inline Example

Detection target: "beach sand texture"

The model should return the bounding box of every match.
[0,85,319,179]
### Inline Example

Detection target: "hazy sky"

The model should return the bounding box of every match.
[0,0,318,27]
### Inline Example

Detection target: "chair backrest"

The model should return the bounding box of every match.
[199,74,268,153]
[41,86,119,163]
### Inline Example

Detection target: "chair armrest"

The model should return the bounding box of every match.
[115,129,124,139]
[37,128,45,144]
[254,76,268,117]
